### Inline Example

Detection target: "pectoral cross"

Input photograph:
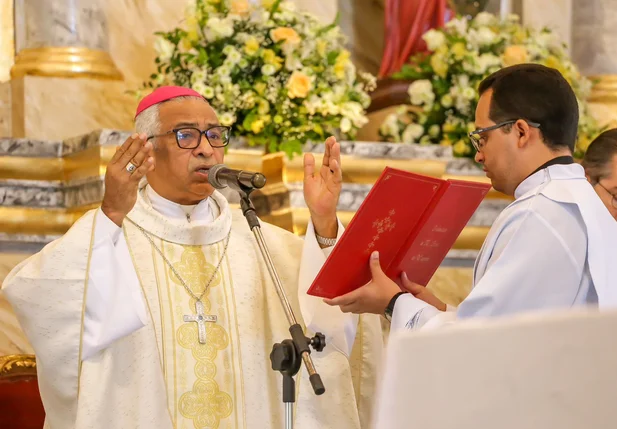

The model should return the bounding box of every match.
[183,300,217,344]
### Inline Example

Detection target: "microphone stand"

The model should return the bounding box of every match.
[235,185,326,429]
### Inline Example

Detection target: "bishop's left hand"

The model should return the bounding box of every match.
[303,136,342,238]
[323,251,402,314]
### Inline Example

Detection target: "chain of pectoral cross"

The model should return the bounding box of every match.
[137,225,231,344]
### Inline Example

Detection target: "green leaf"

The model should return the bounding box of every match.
[279,140,303,159]
[327,51,339,66]
[269,0,282,15]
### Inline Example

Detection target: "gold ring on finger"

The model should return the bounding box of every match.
[126,162,137,173]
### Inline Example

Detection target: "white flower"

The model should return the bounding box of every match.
[445,17,468,36]
[226,49,242,64]
[220,112,236,127]
[474,12,497,27]
[205,17,234,41]
[441,94,453,108]
[470,27,498,47]
[380,113,401,139]
[462,87,475,100]
[217,65,232,77]
[261,64,277,76]
[202,86,215,99]
[191,69,208,85]
[422,29,446,51]
[402,124,424,143]
[340,117,352,133]
[341,101,367,127]
[407,79,435,107]
[154,37,175,62]
[428,124,440,138]
[285,55,302,71]
[192,81,208,96]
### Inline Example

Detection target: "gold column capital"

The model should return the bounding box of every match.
[588,74,617,103]
[11,47,123,81]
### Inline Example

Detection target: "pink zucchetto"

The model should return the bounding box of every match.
[135,86,204,119]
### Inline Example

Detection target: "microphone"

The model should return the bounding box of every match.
[207,164,267,191]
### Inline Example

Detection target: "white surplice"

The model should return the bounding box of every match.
[2,183,383,429]
[391,163,617,331]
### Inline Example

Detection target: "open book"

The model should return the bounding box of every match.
[307,167,491,299]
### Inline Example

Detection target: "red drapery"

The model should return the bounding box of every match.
[379,0,453,78]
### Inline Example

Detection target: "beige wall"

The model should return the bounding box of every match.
[0,0,14,82]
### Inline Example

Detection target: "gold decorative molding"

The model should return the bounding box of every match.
[588,75,617,104]
[0,205,97,235]
[0,354,37,378]
[1,141,498,250]
[11,47,123,81]
[442,174,512,200]
[284,153,447,184]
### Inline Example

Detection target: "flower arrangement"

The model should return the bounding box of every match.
[141,0,376,157]
[379,12,602,159]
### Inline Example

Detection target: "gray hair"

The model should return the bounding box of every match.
[134,95,206,147]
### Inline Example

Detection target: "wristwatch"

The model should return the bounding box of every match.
[384,292,407,322]
[315,233,337,247]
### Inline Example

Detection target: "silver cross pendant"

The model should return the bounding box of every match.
[183,300,217,344]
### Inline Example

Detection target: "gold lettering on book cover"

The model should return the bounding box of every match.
[366,211,397,254]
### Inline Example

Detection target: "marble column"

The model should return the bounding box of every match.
[11,0,122,80]
[572,0,617,127]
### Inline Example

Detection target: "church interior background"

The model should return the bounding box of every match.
[1,0,617,415]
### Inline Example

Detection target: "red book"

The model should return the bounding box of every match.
[307,167,491,299]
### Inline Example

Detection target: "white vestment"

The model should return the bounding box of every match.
[2,184,383,429]
[391,163,617,331]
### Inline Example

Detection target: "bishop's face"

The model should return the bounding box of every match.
[147,98,225,205]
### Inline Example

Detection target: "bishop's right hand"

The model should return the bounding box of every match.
[101,133,155,226]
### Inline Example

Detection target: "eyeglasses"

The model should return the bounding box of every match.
[595,181,617,209]
[468,120,541,151]
[147,125,231,149]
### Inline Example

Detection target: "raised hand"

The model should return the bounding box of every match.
[303,136,343,238]
[101,133,155,226]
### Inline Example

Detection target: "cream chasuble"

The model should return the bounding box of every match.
[2,186,383,429]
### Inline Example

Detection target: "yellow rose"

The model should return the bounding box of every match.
[451,42,467,60]
[254,82,267,95]
[453,140,471,156]
[334,50,351,79]
[230,0,250,15]
[442,123,456,133]
[244,37,260,56]
[258,99,270,115]
[430,54,448,78]
[270,27,301,46]
[262,49,283,68]
[502,45,529,67]
[316,40,328,57]
[286,71,312,99]
[577,135,592,153]
[440,136,453,146]
[251,119,265,134]
[513,28,527,44]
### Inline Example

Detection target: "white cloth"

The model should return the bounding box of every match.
[82,185,356,360]
[391,163,617,331]
[3,184,383,429]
